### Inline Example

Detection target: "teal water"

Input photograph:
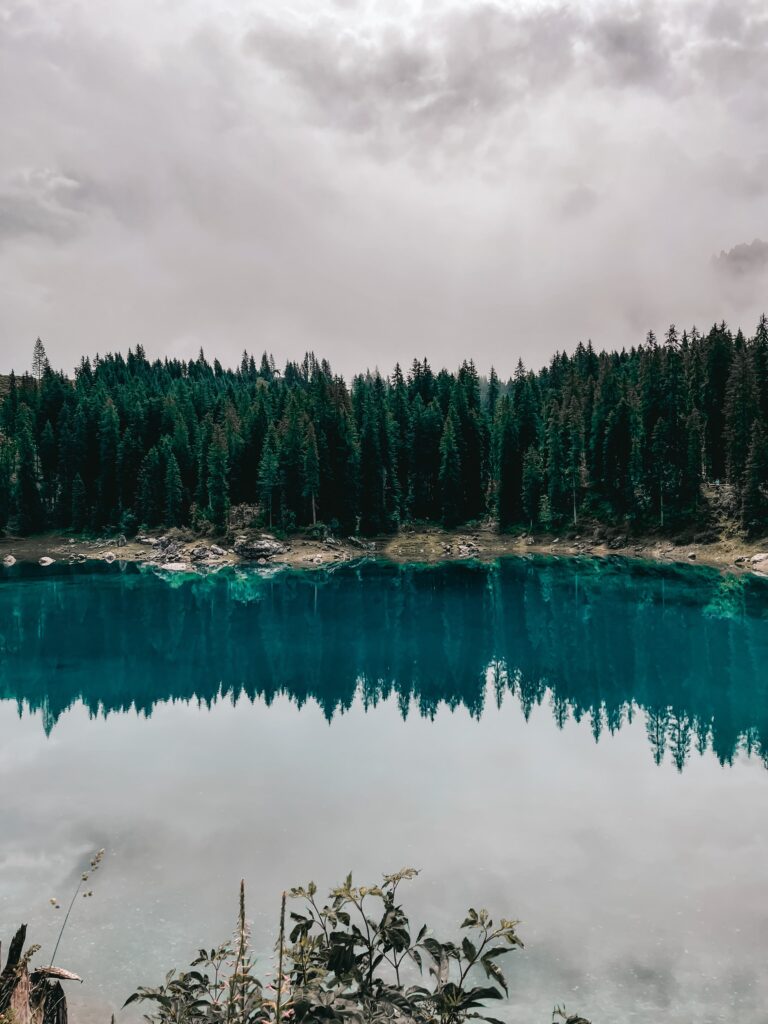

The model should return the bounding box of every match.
[1,556,768,1022]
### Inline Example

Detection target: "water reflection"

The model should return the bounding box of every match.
[2,556,767,771]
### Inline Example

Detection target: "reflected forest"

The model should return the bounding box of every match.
[2,556,767,772]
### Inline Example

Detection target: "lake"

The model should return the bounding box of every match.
[1,555,768,1023]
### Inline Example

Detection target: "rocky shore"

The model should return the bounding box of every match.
[2,523,768,577]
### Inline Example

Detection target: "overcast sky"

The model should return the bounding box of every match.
[1,0,768,379]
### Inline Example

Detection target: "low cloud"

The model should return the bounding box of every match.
[714,239,768,276]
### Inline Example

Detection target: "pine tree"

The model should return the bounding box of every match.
[545,406,567,523]
[97,399,121,526]
[207,424,230,532]
[71,473,87,532]
[14,417,43,534]
[522,446,543,528]
[741,420,768,534]
[438,414,462,527]
[752,313,768,422]
[359,389,386,533]
[0,436,13,534]
[258,423,280,529]
[32,337,49,382]
[138,447,163,527]
[563,397,585,526]
[486,367,500,419]
[724,346,759,485]
[408,396,441,521]
[651,417,675,527]
[303,422,320,525]
[494,396,519,528]
[279,396,306,529]
[164,449,184,527]
[39,419,57,514]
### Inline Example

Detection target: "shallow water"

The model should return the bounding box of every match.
[1,556,767,1022]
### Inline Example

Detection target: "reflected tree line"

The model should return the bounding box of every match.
[1,557,767,770]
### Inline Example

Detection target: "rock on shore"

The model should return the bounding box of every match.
[233,535,288,560]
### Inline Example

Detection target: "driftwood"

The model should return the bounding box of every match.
[0,927,81,1024]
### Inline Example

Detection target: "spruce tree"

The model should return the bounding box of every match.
[138,447,163,527]
[97,399,121,526]
[494,396,518,528]
[71,473,87,532]
[724,347,759,485]
[258,423,280,529]
[32,337,49,382]
[207,424,230,532]
[438,414,462,527]
[522,446,543,528]
[741,420,768,534]
[545,406,567,523]
[14,419,43,534]
[303,422,320,525]
[164,449,184,527]
[0,437,13,534]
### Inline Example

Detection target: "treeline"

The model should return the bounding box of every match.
[1,320,768,537]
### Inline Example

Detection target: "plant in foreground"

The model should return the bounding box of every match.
[49,847,105,966]
[126,869,590,1024]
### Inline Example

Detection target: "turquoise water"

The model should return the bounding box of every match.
[1,556,768,1022]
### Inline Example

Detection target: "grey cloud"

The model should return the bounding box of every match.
[245,5,583,159]
[559,185,600,220]
[588,5,674,90]
[0,169,89,242]
[714,239,768,276]
[245,1,751,162]
[1,0,768,381]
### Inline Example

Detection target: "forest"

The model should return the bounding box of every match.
[1,319,768,538]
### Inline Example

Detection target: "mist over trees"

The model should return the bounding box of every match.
[1,319,768,538]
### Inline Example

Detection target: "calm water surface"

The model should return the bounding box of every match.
[1,556,768,1023]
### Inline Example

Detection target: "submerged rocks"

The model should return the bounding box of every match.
[233,535,288,561]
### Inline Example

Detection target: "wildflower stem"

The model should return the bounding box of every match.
[50,879,84,967]
[275,891,286,1024]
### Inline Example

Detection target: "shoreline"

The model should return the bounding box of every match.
[2,524,768,577]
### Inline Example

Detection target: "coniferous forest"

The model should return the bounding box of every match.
[2,318,768,538]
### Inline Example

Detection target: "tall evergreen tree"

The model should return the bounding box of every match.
[724,346,759,485]
[303,422,320,525]
[71,473,87,532]
[438,414,462,527]
[164,448,184,527]
[97,399,121,526]
[32,337,49,382]
[0,436,13,534]
[14,415,43,534]
[207,424,230,531]
[258,424,280,529]
[741,421,768,534]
